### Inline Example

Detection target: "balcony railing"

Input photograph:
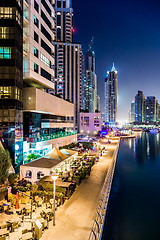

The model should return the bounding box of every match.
[24,131,77,143]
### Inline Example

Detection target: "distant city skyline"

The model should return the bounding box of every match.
[73,0,160,121]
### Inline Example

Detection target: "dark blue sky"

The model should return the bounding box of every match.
[73,0,160,121]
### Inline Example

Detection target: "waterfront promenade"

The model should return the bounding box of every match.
[41,138,119,240]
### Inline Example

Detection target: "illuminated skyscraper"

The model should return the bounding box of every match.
[83,38,97,113]
[105,64,118,124]
[129,101,135,123]
[54,0,82,128]
[55,0,73,42]
[145,96,158,123]
[96,95,100,112]
[0,0,23,171]
[135,90,146,123]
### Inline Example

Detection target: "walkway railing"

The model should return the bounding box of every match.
[88,139,120,240]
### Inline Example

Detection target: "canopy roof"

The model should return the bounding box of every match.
[0,140,3,149]
[24,158,62,169]
[23,148,68,169]
[45,147,68,161]
[60,149,77,156]
[23,148,77,169]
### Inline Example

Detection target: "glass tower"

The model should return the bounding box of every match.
[0,0,23,172]
[105,63,118,124]
[135,90,146,123]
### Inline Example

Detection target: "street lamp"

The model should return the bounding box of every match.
[51,174,58,226]
[44,174,58,226]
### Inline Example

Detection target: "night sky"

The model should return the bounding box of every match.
[73,0,160,121]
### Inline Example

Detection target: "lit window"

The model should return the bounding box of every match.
[37,171,44,179]
[26,170,32,178]
[34,63,38,73]
[34,15,39,27]
[0,7,13,19]
[34,47,38,58]
[0,47,11,59]
[40,53,51,68]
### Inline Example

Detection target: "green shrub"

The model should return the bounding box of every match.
[8,173,17,186]
[59,142,77,150]
[14,186,26,192]
[81,142,93,149]
[75,176,80,186]
[80,168,87,180]
[0,146,11,184]
[26,183,32,190]
[0,188,7,193]
[27,153,41,162]
[56,186,66,195]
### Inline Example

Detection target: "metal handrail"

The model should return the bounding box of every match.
[88,140,120,240]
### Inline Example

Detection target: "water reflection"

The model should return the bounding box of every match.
[124,133,160,165]
[102,132,160,240]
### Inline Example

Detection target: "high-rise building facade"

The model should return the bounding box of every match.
[105,63,118,123]
[22,0,77,165]
[96,95,100,112]
[55,0,73,42]
[83,42,97,113]
[54,41,82,127]
[0,0,23,171]
[129,101,135,123]
[145,96,158,123]
[135,90,145,123]
[157,104,160,122]
[23,0,55,90]
[0,0,78,172]
[54,0,82,129]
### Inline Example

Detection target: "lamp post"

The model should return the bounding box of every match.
[45,174,58,226]
[51,174,58,226]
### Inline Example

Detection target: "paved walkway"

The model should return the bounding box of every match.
[41,139,119,240]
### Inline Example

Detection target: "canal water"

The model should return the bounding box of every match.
[102,132,160,240]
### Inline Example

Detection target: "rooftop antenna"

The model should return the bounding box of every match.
[88,37,94,50]
[111,62,116,71]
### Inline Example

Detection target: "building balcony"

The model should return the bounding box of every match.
[24,0,29,8]
[23,14,28,25]
[23,31,28,41]
[24,131,77,144]
[41,121,74,129]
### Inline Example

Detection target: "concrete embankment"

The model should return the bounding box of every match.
[88,138,120,240]
[41,138,120,240]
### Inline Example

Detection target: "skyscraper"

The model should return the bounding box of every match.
[23,0,55,90]
[22,0,76,166]
[83,38,98,113]
[105,63,118,124]
[129,101,135,123]
[0,0,78,173]
[135,90,146,123]
[0,0,23,171]
[157,104,160,123]
[54,0,82,129]
[96,95,100,112]
[55,0,73,43]
[145,96,158,123]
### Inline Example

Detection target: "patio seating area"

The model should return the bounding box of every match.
[0,144,104,240]
[0,194,63,240]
